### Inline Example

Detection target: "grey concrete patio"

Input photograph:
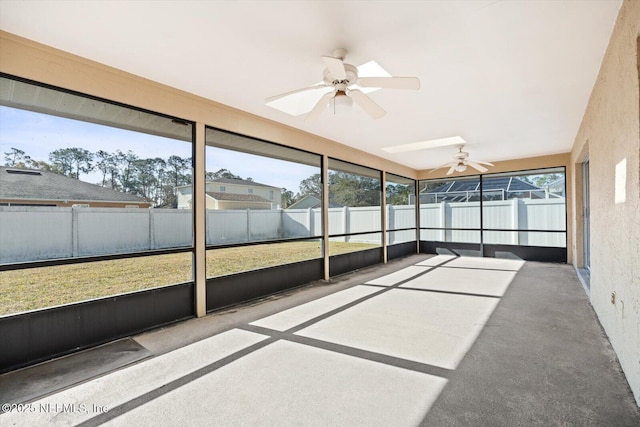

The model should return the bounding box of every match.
[1,254,638,426]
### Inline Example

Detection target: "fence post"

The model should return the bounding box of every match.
[440,201,447,241]
[387,205,392,244]
[246,209,251,242]
[343,206,349,242]
[308,208,313,237]
[149,208,155,250]
[72,206,79,257]
[512,198,519,245]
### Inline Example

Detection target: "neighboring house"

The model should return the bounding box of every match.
[546,177,566,197]
[176,177,281,210]
[0,167,151,208]
[287,194,322,209]
[416,176,553,204]
[286,194,343,209]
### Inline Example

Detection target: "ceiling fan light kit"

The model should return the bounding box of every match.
[266,49,420,121]
[332,90,353,114]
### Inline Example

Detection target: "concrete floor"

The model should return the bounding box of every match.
[1,254,638,426]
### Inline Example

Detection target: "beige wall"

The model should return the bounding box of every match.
[570,0,640,405]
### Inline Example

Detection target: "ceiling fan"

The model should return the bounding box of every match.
[429,146,494,175]
[265,48,420,121]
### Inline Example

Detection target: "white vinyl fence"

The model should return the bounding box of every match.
[0,199,565,263]
[420,199,566,246]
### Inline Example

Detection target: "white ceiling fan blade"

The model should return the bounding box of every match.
[322,55,346,80]
[471,160,494,167]
[466,160,489,173]
[349,89,386,119]
[357,77,420,90]
[305,91,335,122]
[427,161,456,174]
[446,164,458,175]
[265,84,329,104]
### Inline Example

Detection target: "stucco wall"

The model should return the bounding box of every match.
[570,0,640,405]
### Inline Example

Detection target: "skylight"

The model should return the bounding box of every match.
[381,136,467,153]
[6,169,42,176]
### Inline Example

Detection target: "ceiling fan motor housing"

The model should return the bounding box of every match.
[453,150,469,160]
[323,63,358,89]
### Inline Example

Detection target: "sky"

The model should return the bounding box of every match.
[0,106,315,193]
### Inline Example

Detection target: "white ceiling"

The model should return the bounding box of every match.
[0,0,621,170]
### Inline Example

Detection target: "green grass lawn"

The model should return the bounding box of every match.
[0,241,377,316]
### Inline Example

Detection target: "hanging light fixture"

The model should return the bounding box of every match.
[332,90,353,114]
[455,163,467,172]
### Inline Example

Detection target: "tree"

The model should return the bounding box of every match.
[48,148,74,176]
[94,150,119,188]
[206,168,242,180]
[167,155,191,187]
[48,147,93,179]
[114,150,139,192]
[3,148,30,167]
[299,173,322,198]
[386,183,412,205]
[328,172,380,207]
[520,173,563,188]
[281,188,295,208]
[25,158,57,172]
[130,158,158,200]
[164,155,192,208]
[3,147,58,172]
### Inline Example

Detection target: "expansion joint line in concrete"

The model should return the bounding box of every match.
[76,256,471,426]
[240,323,453,379]
[76,337,278,427]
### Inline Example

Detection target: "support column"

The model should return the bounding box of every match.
[194,122,207,317]
[322,155,330,281]
[381,170,387,264]
[512,198,520,245]
[479,174,485,257]
[415,180,421,254]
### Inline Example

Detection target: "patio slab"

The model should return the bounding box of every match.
[1,254,638,426]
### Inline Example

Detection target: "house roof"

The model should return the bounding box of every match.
[206,192,271,203]
[287,195,322,209]
[177,177,280,191]
[208,178,279,189]
[0,167,149,204]
[425,177,541,194]
[287,194,342,209]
